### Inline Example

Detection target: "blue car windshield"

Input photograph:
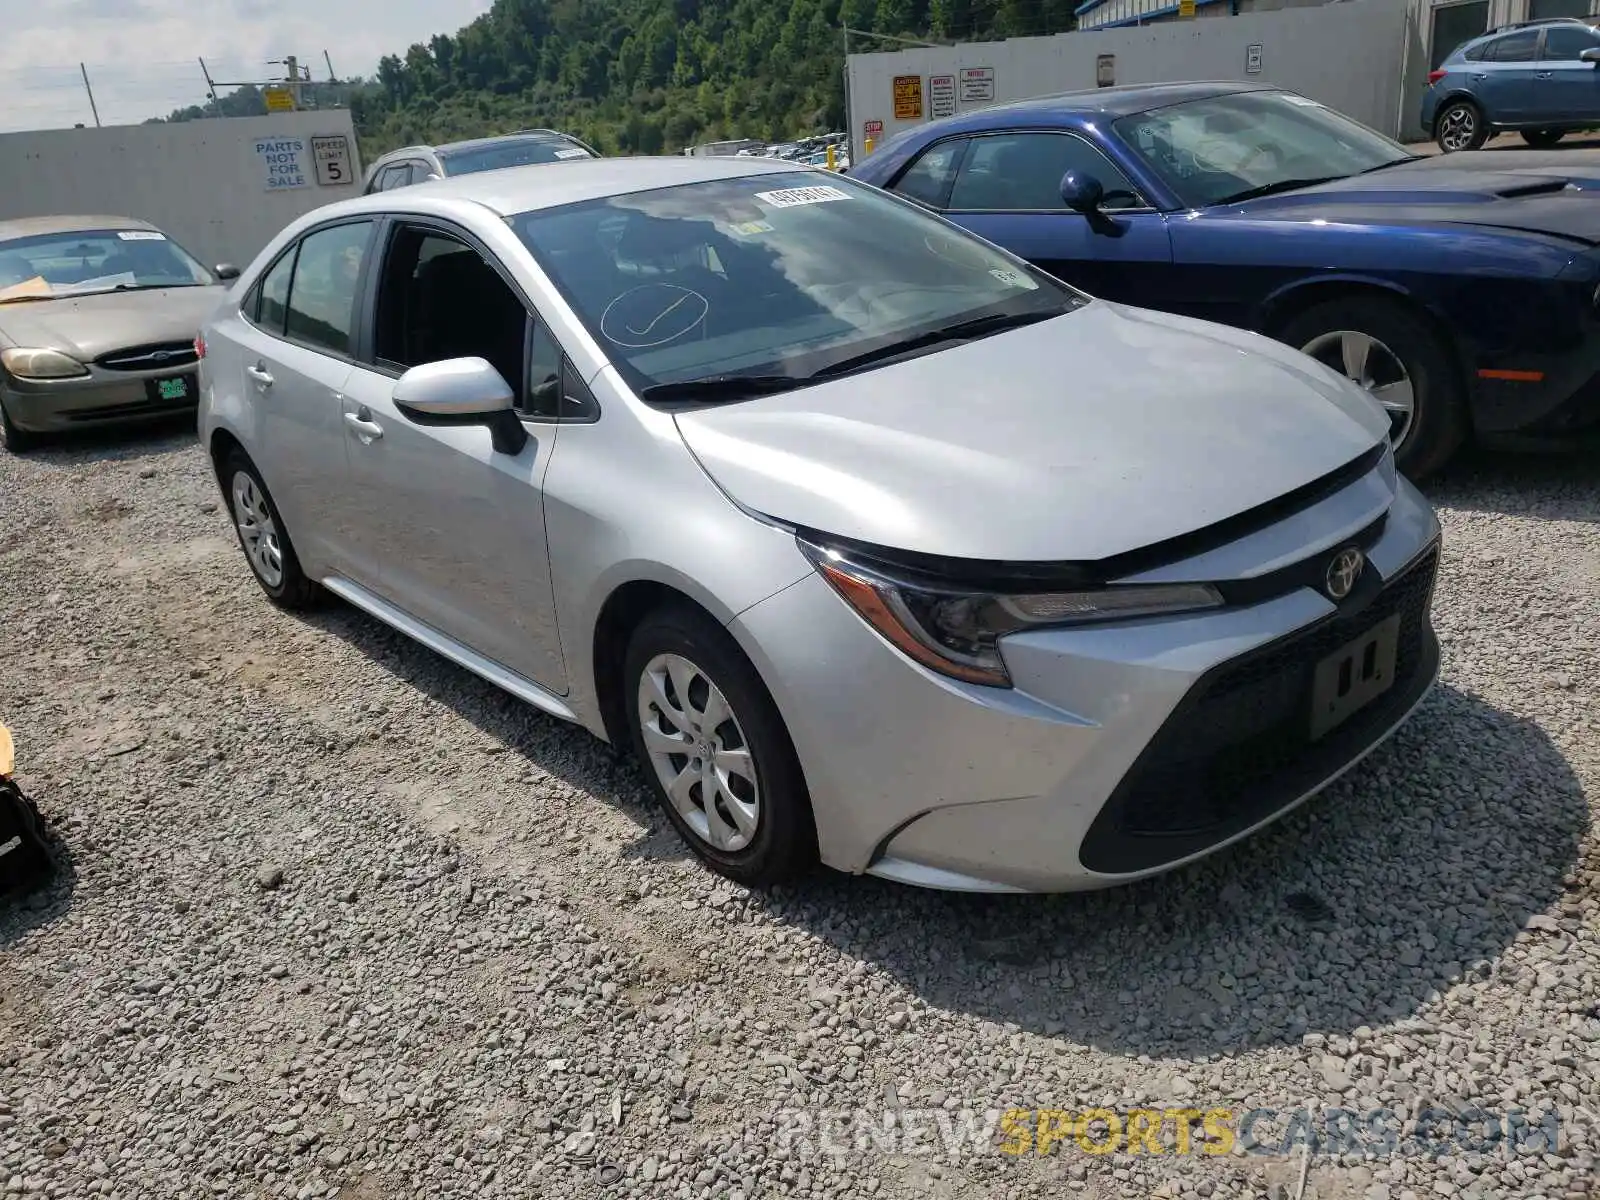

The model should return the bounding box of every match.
[1113,91,1415,210]
[511,171,1082,394]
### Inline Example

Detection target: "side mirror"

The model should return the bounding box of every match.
[213,263,241,281]
[1582,47,1600,64]
[1060,171,1106,214]
[392,357,528,455]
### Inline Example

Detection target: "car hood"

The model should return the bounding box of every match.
[1221,156,1600,244]
[0,286,225,359]
[673,302,1390,563]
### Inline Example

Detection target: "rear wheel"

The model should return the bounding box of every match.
[624,604,817,887]
[1522,128,1565,148]
[222,449,320,609]
[1435,99,1488,153]
[1279,296,1467,479]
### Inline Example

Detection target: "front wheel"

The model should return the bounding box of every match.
[0,396,41,453]
[624,604,817,887]
[1522,128,1565,148]
[1279,296,1467,480]
[1435,99,1488,153]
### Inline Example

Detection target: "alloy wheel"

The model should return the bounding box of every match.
[636,652,761,852]
[1438,105,1476,152]
[231,471,285,589]
[1300,329,1416,448]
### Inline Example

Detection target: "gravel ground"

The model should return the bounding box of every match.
[1,426,1596,1200]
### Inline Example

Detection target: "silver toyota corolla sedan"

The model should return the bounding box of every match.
[196,157,1442,893]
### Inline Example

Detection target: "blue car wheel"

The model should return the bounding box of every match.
[1435,98,1488,153]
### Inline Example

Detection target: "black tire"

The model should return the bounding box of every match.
[0,396,41,453]
[1522,128,1565,149]
[1434,99,1488,153]
[623,603,817,887]
[220,449,320,610]
[1277,295,1468,480]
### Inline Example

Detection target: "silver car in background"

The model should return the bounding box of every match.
[197,158,1441,893]
[0,215,236,451]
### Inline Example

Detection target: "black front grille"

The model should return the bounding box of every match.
[1079,545,1441,876]
[96,342,198,371]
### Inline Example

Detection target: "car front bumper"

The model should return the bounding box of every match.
[729,470,1441,893]
[2,364,199,433]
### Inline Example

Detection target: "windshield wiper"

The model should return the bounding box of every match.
[810,309,1057,379]
[1215,175,1343,205]
[638,374,808,404]
[1357,157,1417,174]
[0,294,57,305]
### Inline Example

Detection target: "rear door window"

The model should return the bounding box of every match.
[282,221,375,355]
[892,140,966,208]
[1484,29,1541,61]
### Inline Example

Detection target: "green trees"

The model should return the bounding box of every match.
[161,0,1074,157]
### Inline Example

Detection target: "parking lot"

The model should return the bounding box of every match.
[1,427,1596,1199]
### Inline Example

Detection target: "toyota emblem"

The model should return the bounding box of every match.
[1324,546,1365,601]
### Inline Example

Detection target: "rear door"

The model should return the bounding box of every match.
[1476,28,1545,122]
[919,130,1173,303]
[226,218,377,573]
[1531,23,1600,122]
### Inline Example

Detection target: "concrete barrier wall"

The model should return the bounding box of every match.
[0,111,364,270]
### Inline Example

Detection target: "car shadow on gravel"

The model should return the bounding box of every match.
[6,416,198,468]
[751,683,1589,1057]
[288,587,1589,1059]
[1423,446,1598,523]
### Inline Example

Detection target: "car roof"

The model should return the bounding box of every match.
[960,79,1279,121]
[337,155,813,218]
[1461,16,1596,46]
[0,214,159,241]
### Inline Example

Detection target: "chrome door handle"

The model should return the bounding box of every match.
[246,363,273,387]
[1537,71,1553,79]
[343,412,384,442]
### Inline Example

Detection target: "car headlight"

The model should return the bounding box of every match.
[1,348,89,380]
[799,537,1223,688]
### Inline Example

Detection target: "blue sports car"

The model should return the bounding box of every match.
[848,81,1600,477]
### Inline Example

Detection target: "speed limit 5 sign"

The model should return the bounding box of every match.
[311,135,355,187]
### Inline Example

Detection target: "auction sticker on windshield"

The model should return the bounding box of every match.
[753,186,850,209]
[554,148,590,159]
[116,230,166,241]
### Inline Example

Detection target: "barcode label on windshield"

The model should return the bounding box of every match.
[117,230,166,240]
[753,186,850,208]
[553,148,590,159]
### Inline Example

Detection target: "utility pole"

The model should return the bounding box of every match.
[79,63,102,127]
[284,55,301,108]
[198,57,218,109]
[323,50,339,84]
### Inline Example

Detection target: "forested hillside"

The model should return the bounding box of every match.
[163,0,1079,155]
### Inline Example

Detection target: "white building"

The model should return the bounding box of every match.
[1076,0,1599,73]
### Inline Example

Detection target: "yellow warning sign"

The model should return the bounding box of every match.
[263,85,296,112]
[1179,0,1197,15]
[893,75,923,121]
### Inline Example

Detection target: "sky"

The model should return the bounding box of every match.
[0,0,492,133]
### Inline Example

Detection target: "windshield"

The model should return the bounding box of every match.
[439,137,595,176]
[1112,91,1414,210]
[0,228,211,303]
[511,171,1082,396]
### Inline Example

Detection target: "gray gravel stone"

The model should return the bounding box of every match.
[1,434,1596,1200]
